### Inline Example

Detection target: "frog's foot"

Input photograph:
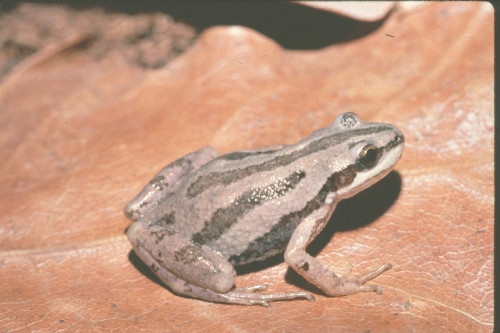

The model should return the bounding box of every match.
[220,285,315,307]
[154,266,314,307]
[335,263,393,295]
[154,262,313,307]
[222,287,315,307]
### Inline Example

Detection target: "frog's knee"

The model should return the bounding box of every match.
[126,221,146,247]
[127,222,236,293]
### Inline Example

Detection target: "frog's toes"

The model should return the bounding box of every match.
[251,300,271,308]
[302,292,316,302]
[358,263,392,283]
[355,284,384,294]
[226,284,316,306]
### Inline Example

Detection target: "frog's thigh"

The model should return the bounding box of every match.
[127,221,235,293]
[124,146,219,220]
[284,207,391,297]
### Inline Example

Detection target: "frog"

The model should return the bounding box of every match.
[124,112,404,307]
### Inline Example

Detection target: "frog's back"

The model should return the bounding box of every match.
[141,113,404,266]
[141,143,333,265]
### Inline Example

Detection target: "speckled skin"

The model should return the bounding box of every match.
[125,113,404,306]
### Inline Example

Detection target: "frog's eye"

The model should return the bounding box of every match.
[356,144,381,169]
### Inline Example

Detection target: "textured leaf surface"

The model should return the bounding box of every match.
[0,2,493,332]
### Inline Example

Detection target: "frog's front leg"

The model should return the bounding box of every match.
[127,222,314,306]
[124,147,218,220]
[284,206,392,297]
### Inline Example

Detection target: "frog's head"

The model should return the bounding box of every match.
[325,112,405,201]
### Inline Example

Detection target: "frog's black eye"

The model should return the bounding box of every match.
[356,144,381,169]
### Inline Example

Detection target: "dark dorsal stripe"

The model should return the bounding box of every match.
[219,149,279,161]
[228,164,359,265]
[187,126,394,198]
[191,170,306,245]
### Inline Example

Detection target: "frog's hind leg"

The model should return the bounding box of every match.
[124,147,218,220]
[127,222,314,306]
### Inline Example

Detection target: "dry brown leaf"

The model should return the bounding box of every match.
[0,2,493,332]
[296,1,396,21]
